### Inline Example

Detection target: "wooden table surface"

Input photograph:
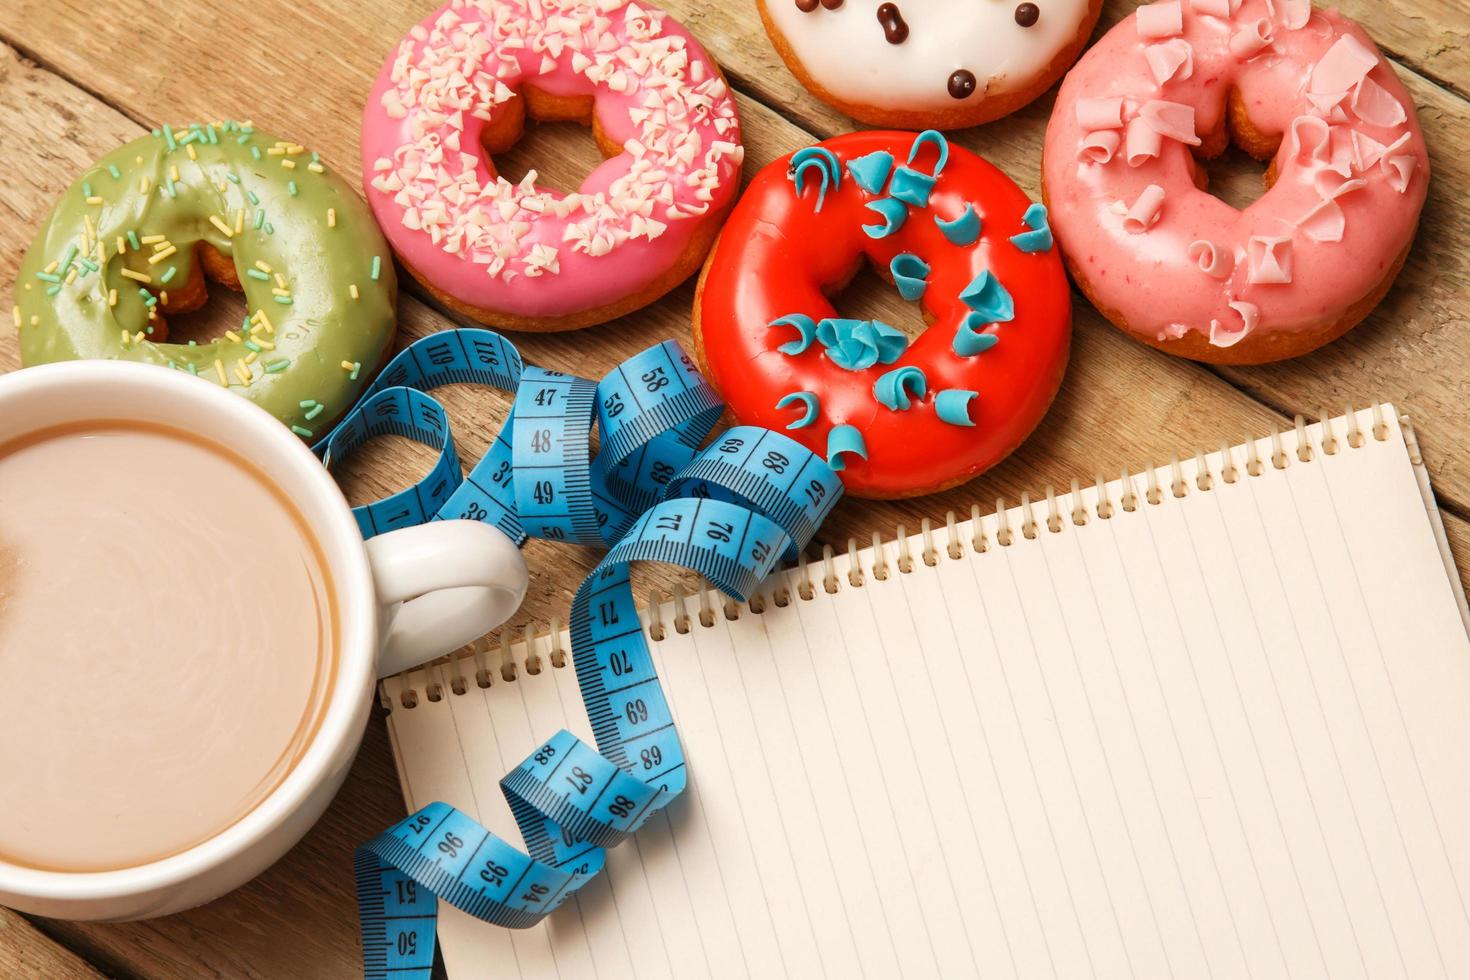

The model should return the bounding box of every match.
[1,0,1467,975]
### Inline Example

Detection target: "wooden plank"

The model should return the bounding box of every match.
[0,4,1467,977]
[0,909,104,980]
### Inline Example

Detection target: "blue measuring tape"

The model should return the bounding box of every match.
[325,328,844,978]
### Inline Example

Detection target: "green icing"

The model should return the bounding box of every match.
[14,122,396,433]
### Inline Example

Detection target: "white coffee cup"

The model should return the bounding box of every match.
[0,360,528,921]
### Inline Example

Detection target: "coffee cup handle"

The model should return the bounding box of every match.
[364,520,529,679]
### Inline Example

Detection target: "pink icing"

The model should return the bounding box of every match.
[1044,0,1428,349]
[360,0,743,319]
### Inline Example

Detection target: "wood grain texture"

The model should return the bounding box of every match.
[0,909,105,980]
[0,0,1466,975]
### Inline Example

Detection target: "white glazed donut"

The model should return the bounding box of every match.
[758,0,1104,129]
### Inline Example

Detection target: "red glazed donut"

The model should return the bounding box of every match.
[694,130,1071,499]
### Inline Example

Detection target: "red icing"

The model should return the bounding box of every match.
[697,131,1071,498]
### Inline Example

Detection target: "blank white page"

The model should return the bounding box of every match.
[385,406,1470,979]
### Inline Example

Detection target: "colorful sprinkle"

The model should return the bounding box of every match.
[775,391,819,430]
[159,266,177,285]
[826,424,868,472]
[1009,203,1053,253]
[370,256,382,281]
[291,425,314,438]
[214,359,228,386]
[789,146,842,212]
[889,253,930,302]
[888,165,936,208]
[265,358,290,373]
[907,130,950,176]
[873,366,927,411]
[304,403,325,421]
[770,313,817,356]
[935,204,982,247]
[862,197,907,239]
[846,150,894,195]
[935,389,978,427]
[958,270,1015,324]
[246,268,270,281]
[815,318,906,371]
[953,313,1002,357]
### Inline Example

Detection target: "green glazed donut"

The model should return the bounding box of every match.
[13,121,396,438]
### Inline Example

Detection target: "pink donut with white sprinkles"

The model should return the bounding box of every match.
[362,0,744,331]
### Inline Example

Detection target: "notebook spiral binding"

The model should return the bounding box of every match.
[382,403,1394,710]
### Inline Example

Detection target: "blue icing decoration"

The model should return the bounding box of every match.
[770,313,817,355]
[935,204,981,247]
[862,197,907,238]
[889,165,936,208]
[959,270,1015,324]
[815,318,907,371]
[953,312,1002,357]
[789,146,842,212]
[846,150,894,195]
[873,366,927,411]
[1009,202,1053,253]
[775,391,819,430]
[889,253,930,302]
[827,424,868,472]
[869,321,908,365]
[907,130,950,176]
[935,389,978,427]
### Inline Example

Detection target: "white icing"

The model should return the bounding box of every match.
[765,0,1094,110]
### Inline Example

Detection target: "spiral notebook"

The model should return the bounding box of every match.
[383,404,1470,979]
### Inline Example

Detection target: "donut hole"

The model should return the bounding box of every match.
[1195,142,1273,212]
[1189,89,1280,212]
[824,257,931,343]
[138,243,250,347]
[479,88,622,198]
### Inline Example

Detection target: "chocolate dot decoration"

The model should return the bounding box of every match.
[947,69,977,100]
[795,0,819,10]
[821,0,844,7]
[1015,2,1040,27]
[876,2,909,43]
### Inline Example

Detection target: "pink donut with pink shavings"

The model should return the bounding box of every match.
[1042,0,1427,365]
[362,0,744,331]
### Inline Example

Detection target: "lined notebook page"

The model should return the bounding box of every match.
[385,406,1470,979]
